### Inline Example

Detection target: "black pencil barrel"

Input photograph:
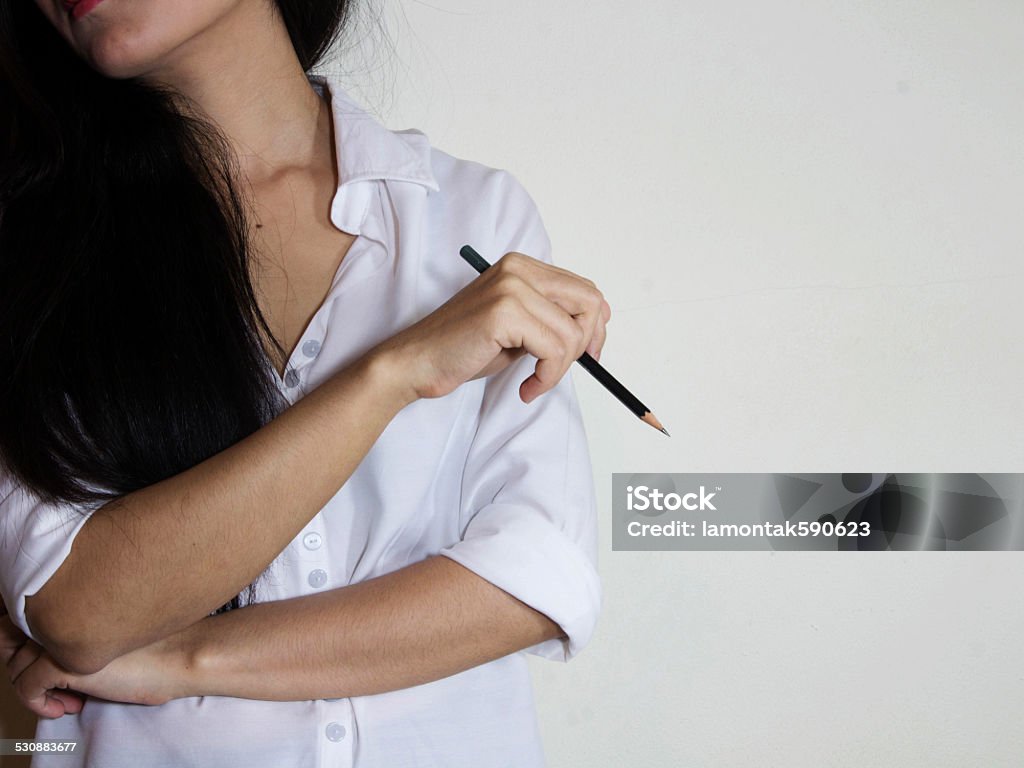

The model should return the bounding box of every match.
[574,351,649,418]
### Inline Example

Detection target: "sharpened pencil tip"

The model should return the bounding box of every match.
[641,411,668,435]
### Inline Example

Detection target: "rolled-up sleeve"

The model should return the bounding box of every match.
[437,170,602,662]
[0,471,100,644]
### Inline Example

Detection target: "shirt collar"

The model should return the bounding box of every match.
[307,72,439,195]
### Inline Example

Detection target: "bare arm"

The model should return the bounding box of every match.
[26,350,411,675]
[172,554,564,700]
[4,555,566,716]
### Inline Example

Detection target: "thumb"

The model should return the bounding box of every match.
[47,689,86,716]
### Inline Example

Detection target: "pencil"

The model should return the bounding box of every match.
[459,245,669,436]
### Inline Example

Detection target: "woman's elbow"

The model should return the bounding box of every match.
[25,593,119,675]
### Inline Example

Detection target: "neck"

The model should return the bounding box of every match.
[138,1,329,186]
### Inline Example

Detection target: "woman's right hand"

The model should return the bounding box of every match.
[371,251,611,406]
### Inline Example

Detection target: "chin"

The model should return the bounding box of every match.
[75,23,173,79]
[40,0,248,81]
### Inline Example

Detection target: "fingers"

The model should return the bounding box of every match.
[6,639,42,683]
[0,619,67,718]
[490,281,596,404]
[500,251,598,292]
[48,690,85,715]
[489,294,569,403]
[1,615,28,666]
[585,310,607,361]
[21,690,69,719]
[496,251,610,361]
[434,250,611,403]
[578,289,608,362]
[496,252,603,320]
[9,643,55,718]
[490,258,610,400]
[589,298,612,360]
[11,649,74,719]
[6,639,78,719]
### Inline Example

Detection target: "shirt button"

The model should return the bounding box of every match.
[301,339,321,358]
[325,722,346,742]
[308,569,328,588]
[303,532,322,551]
[283,368,300,388]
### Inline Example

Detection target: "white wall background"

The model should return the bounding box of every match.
[2,2,1021,766]
[323,1,1024,766]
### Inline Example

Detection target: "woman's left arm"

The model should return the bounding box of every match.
[5,554,565,713]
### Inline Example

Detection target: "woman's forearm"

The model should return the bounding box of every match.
[173,554,564,701]
[26,349,413,675]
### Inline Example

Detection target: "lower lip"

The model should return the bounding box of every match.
[70,0,106,21]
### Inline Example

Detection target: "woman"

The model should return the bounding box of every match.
[0,0,608,766]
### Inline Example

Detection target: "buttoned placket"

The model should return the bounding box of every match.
[297,510,357,765]
[318,696,357,767]
[279,181,389,655]
[280,180,382,768]
[252,91,437,761]
[271,180,389,405]
[307,177,434,768]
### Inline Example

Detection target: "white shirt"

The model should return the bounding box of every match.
[0,71,601,768]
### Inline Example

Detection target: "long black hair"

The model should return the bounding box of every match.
[0,1,355,614]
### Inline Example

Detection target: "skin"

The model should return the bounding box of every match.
[7,0,611,719]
